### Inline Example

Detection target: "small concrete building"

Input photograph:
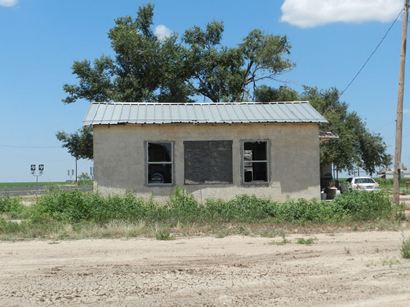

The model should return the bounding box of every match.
[84,101,327,201]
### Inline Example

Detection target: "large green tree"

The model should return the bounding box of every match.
[63,4,292,103]
[255,86,391,175]
[62,4,390,175]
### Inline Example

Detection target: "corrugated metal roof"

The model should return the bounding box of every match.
[83,101,327,126]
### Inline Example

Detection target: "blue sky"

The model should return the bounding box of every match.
[0,0,408,182]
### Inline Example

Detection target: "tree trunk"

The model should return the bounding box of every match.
[75,158,78,183]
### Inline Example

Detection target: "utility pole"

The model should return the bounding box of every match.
[394,0,409,204]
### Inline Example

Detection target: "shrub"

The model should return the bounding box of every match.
[91,193,148,223]
[401,236,410,259]
[28,189,398,225]
[35,190,93,223]
[273,199,340,223]
[203,195,274,223]
[0,196,25,219]
[155,228,173,240]
[0,188,400,240]
[34,191,153,224]
[333,191,394,221]
[168,187,201,223]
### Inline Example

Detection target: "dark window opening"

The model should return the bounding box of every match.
[147,142,173,184]
[243,141,268,183]
[184,141,232,184]
[148,143,172,162]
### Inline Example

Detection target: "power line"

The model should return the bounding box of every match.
[340,8,404,98]
[0,144,61,149]
[272,78,308,87]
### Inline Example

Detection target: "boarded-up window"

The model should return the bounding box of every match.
[184,141,232,185]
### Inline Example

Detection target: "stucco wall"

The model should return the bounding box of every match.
[93,123,321,201]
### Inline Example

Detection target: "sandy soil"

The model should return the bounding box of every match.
[1,231,410,306]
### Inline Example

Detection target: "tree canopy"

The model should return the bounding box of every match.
[61,4,391,175]
[63,4,292,103]
[255,86,391,175]
[56,126,93,182]
[56,126,93,161]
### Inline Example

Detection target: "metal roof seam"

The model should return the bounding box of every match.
[118,104,124,122]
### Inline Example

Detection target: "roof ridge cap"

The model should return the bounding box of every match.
[90,101,310,105]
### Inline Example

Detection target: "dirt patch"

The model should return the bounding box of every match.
[1,231,410,306]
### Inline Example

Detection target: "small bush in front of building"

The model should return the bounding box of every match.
[34,190,94,223]
[0,196,25,219]
[401,236,410,259]
[168,186,202,222]
[333,191,393,221]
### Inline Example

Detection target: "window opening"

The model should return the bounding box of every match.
[243,141,268,183]
[147,142,173,184]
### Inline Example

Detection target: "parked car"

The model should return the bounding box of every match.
[345,177,380,192]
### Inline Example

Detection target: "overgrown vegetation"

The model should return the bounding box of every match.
[401,236,410,259]
[0,196,25,219]
[0,188,404,240]
[375,178,410,193]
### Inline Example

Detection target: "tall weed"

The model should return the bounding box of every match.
[0,188,401,240]
[401,236,410,259]
[333,191,393,221]
[0,196,26,219]
[27,189,400,224]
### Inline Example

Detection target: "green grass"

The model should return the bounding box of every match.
[0,188,404,240]
[373,178,410,193]
[296,237,316,245]
[0,181,73,188]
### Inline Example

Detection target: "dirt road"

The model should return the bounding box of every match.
[1,231,410,306]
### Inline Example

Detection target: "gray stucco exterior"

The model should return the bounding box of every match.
[93,123,321,201]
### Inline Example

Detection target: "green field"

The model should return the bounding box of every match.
[336,178,410,194]
[0,181,92,189]
[0,182,69,188]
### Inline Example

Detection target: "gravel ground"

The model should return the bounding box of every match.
[1,231,410,306]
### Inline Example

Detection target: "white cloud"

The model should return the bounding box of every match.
[281,0,402,28]
[154,24,172,41]
[0,0,18,7]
